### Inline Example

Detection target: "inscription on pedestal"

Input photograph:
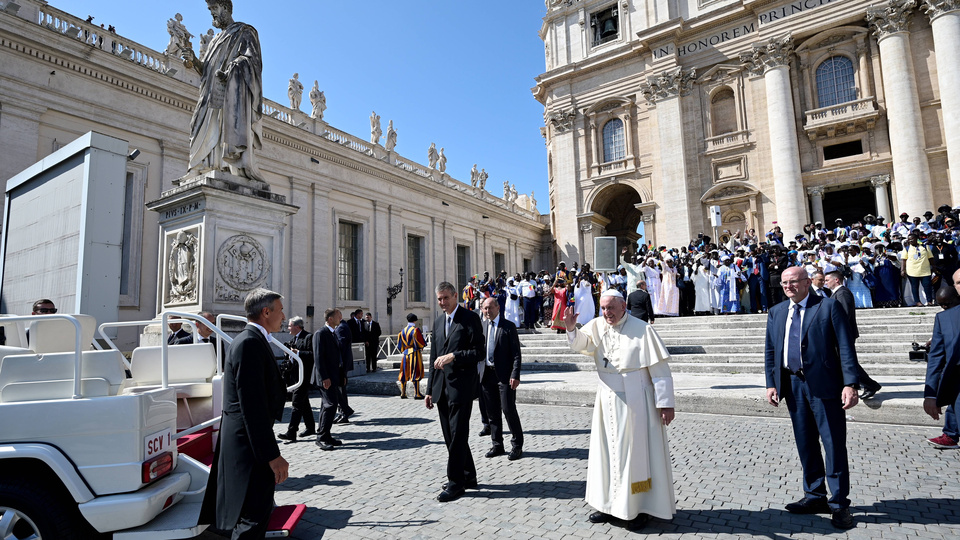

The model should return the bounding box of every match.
[162,200,205,220]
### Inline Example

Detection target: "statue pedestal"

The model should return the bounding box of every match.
[146,170,298,317]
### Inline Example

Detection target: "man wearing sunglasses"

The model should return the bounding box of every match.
[31,299,57,315]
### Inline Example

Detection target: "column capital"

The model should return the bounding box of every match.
[922,0,960,21]
[867,0,917,38]
[639,67,697,104]
[806,185,826,197]
[870,174,892,187]
[739,34,794,77]
[546,109,576,134]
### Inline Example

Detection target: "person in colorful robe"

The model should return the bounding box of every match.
[562,289,676,531]
[398,313,426,399]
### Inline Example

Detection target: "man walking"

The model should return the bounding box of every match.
[278,316,315,441]
[479,297,524,461]
[824,270,882,399]
[764,267,859,530]
[312,309,343,450]
[425,281,485,502]
[924,268,960,446]
[333,313,356,424]
[363,312,382,372]
[626,280,655,323]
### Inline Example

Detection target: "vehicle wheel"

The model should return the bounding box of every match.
[0,479,90,540]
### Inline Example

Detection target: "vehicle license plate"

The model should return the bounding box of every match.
[144,427,173,459]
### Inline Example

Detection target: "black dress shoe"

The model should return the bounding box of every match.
[298,429,316,437]
[277,431,296,441]
[319,437,343,446]
[587,511,610,523]
[478,426,491,437]
[508,447,523,461]
[332,414,344,423]
[315,439,335,451]
[437,487,465,502]
[485,446,506,458]
[442,478,478,491]
[860,385,881,400]
[831,508,855,529]
[627,513,651,531]
[785,497,831,514]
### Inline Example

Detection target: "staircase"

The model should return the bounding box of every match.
[351,306,941,426]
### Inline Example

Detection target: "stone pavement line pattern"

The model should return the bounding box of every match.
[215,395,960,539]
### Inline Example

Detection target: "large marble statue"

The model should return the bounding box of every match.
[438,147,447,173]
[370,111,382,144]
[385,120,397,152]
[478,168,488,190]
[165,13,193,56]
[182,1,265,182]
[428,143,439,169]
[288,72,303,110]
[309,80,325,120]
[198,28,214,59]
[470,164,479,187]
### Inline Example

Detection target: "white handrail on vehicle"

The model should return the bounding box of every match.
[96,316,234,371]
[217,314,303,393]
[0,314,84,398]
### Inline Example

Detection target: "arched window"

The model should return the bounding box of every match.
[711,87,738,135]
[602,118,625,162]
[816,56,857,108]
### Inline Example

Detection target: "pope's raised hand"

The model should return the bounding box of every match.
[563,305,578,331]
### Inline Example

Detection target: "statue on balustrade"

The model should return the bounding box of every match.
[181,0,265,182]
[428,143,439,169]
[370,111,382,144]
[385,120,397,152]
[198,28,215,59]
[165,13,193,57]
[478,169,488,190]
[288,73,303,110]
[470,164,479,187]
[438,147,447,173]
[310,81,326,120]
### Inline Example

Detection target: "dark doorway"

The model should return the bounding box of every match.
[821,185,876,225]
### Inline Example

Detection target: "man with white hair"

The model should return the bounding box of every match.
[563,289,676,531]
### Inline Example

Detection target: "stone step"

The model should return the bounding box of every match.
[347,370,937,427]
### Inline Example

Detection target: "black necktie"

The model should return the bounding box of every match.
[823,288,832,298]
[788,304,802,373]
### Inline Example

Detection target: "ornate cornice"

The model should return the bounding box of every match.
[866,0,917,37]
[546,109,577,133]
[921,0,960,20]
[639,68,697,104]
[739,35,794,77]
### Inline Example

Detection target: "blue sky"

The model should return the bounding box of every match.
[53,0,551,212]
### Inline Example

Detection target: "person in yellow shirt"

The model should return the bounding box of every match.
[900,233,935,306]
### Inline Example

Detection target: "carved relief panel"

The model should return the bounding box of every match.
[214,231,273,302]
[164,226,200,306]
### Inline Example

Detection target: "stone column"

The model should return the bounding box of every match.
[871,174,893,218]
[640,67,698,248]
[867,0,934,216]
[923,0,960,203]
[741,35,807,238]
[807,186,826,224]
[545,108,582,264]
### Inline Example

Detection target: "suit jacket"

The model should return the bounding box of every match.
[365,320,382,342]
[626,289,655,322]
[168,328,193,345]
[286,330,313,384]
[830,285,859,340]
[926,305,960,407]
[764,293,859,400]
[480,317,522,384]
[427,306,485,404]
[347,317,363,343]
[207,324,285,529]
[335,320,354,378]
[312,326,341,383]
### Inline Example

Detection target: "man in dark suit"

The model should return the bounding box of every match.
[924,268,960,434]
[312,309,344,450]
[810,271,831,298]
[425,281,485,502]
[333,315,356,424]
[764,267,859,530]
[347,309,364,343]
[364,312,382,372]
[824,270,882,399]
[279,316,315,440]
[479,297,524,460]
[167,321,193,345]
[626,281,655,323]
[200,288,288,539]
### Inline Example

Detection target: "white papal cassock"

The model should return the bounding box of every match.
[567,313,676,521]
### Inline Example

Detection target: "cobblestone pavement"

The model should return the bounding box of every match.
[221,394,960,539]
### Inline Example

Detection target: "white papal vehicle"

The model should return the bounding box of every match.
[0,311,305,539]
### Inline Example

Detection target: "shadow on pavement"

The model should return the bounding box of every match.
[276,473,351,491]
[345,437,440,451]
[475,479,586,499]
[296,507,353,536]
[711,384,764,390]
[522,447,589,460]
[660,508,841,537]
[525,428,590,436]
[335,430,399,440]
[350,416,433,426]
[856,498,960,524]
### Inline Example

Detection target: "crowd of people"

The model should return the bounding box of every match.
[461,207,960,330]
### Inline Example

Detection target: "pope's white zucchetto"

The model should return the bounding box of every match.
[600,289,624,300]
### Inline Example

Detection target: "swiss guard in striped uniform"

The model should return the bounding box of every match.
[398,313,426,399]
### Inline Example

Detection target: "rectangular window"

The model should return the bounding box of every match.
[823,140,864,161]
[456,245,470,293]
[119,166,146,307]
[407,235,424,303]
[523,258,532,274]
[590,6,619,47]
[494,252,506,275]
[338,221,361,301]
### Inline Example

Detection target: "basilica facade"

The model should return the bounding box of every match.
[535,0,959,262]
[0,0,548,347]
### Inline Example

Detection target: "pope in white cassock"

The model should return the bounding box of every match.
[563,289,676,531]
